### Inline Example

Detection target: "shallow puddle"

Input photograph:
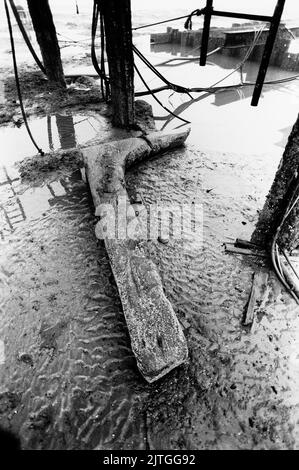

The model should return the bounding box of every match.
[0,113,103,166]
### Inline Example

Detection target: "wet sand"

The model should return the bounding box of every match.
[1,29,299,449]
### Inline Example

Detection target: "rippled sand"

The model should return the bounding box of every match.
[1,32,299,446]
[0,130,299,449]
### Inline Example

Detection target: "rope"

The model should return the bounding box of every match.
[4,0,44,156]
[184,8,205,31]
[57,32,91,45]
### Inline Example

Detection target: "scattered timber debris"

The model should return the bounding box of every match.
[243,271,269,327]
[224,238,267,258]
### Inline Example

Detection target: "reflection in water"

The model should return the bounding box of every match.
[47,115,54,151]
[213,86,254,106]
[0,113,102,167]
[0,166,25,240]
[55,114,77,149]
[0,111,97,240]
[0,165,86,240]
[134,37,299,154]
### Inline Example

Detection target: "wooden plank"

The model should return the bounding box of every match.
[235,238,264,250]
[224,244,267,258]
[212,10,272,23]
[243,271,269,326]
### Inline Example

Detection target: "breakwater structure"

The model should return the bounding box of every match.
[150,21,299,71]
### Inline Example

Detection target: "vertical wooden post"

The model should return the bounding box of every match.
[200,0,213,66]
[26,0,66,88]
[251,0,286,106]
[101,0,135,128]
[251,113,299,251]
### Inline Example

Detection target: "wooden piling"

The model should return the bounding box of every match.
[101,0,135,128]
[251,113,299,251]
[27,0,66,88]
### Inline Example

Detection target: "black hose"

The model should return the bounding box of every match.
[4,0,44,156]
[270,172,299,303]
[91,0,110,100]
[133,44,190,95]
[134,62,190,125]
[100,9,109,99]
[8,0,46,75]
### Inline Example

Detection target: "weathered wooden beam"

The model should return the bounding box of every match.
[200,0,213,66]
[82,129,190,382]
[224,244,267,258]
[27,0,65,87]
[243,271,269,326]
[101,0,135,128]
[251,0,286,106]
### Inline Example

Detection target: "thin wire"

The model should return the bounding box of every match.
[132,14,199,31]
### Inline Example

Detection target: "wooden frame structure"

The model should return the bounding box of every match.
[199,0,286,106]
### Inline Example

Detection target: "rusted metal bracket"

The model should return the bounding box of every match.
[199,0,286,106]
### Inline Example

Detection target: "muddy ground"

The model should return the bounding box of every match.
[0,64,108,126]
[1,61,299,450]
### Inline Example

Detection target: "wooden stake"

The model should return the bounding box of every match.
[101,0,135,128]
[27,0,66,88]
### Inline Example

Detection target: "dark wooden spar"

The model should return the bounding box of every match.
[27,0,66,88]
